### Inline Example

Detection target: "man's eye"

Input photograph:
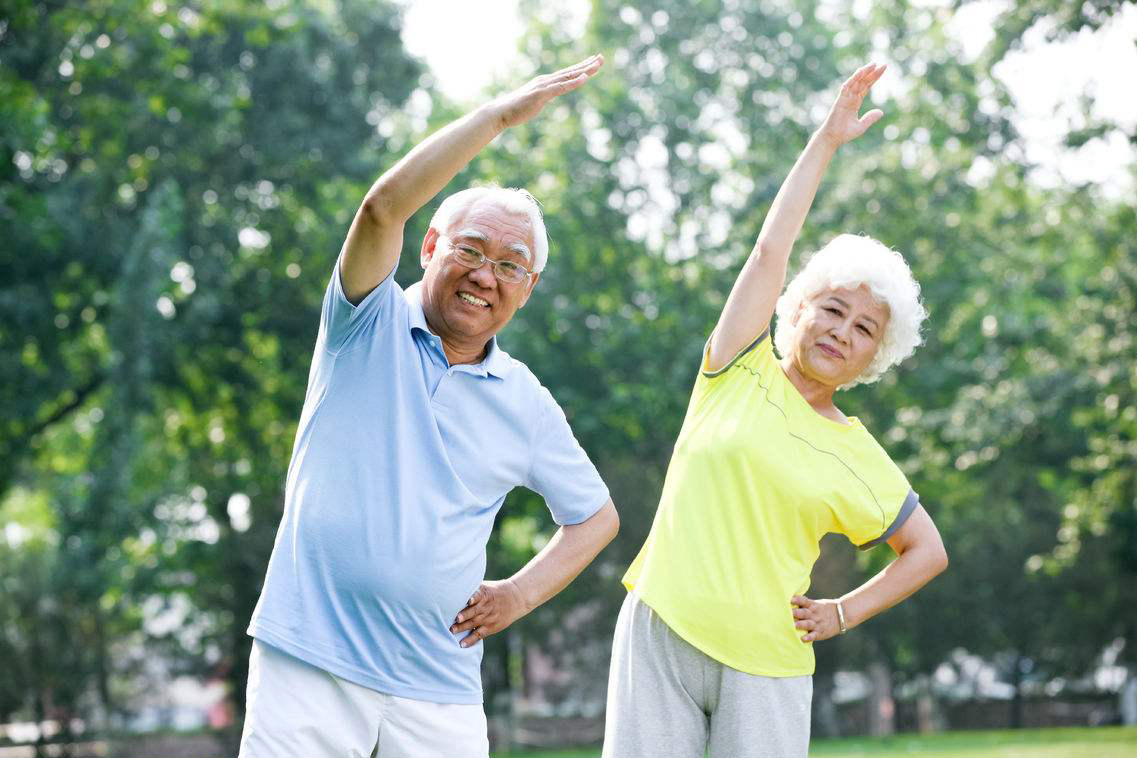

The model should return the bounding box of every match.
[499,262,523,275]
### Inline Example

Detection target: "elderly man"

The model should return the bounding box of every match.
[239,54,617,758]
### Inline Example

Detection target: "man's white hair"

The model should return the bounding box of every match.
[428,186,549,272]
[773,234,927,387]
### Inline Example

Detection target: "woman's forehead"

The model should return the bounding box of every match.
[813,284,890,317]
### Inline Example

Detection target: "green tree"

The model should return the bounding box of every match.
[0,0,424,727]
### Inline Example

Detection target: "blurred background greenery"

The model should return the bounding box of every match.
[2,0,1135,754]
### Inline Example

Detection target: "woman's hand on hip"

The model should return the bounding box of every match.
[791,595,842,643]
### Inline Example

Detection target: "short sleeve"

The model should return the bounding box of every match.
[852,489,920,550]
[832,464,920,550]
[684,329,774,418]
[525,387,610,526]
[700,328,772,379]
[319,257,398,354]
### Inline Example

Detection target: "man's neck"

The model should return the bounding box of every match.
[419,298,490,366]
[440,335,488,366]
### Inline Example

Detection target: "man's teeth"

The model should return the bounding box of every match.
[458,292,489,307]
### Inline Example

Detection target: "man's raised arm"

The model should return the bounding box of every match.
[339,54,605,304]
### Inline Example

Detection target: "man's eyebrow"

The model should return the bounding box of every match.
[452,229,532,263]
[507,242,532,262]
[453,229,489,244]
[827,296,880,328]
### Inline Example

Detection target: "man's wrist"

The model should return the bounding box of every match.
[477,100,512,135]
[506,577,533,614]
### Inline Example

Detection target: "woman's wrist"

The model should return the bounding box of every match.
[838,594,858,630]
[810,129,843,153]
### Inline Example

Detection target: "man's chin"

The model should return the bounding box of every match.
[443,306,496,337]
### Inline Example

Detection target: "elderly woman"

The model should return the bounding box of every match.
[602,64,948,758]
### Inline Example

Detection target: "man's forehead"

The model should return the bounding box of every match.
[449,203,534,260]
[453,200,532,231]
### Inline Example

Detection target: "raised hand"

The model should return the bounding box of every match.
[816,62,887,148]
[490,54,604,130]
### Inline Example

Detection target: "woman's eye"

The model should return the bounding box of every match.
[825,307,841,315]
[858,325,871,335]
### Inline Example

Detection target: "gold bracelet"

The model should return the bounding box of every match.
[836,601,848,634]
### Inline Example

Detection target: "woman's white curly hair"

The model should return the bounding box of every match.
[773,234,927,387]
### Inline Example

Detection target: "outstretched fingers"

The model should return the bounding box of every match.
[844,62,887,98]
[494,53,604,129]
[551,53,604,81]
[545,54,604,95]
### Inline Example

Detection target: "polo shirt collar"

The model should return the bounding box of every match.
[404,281,512,379]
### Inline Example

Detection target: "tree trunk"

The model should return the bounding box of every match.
[915,674,941,734]
[1009,651,1024,729]
[1121,668,1137,726]
[867,660,895,736]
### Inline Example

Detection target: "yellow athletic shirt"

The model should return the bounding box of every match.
[623,330,919,677]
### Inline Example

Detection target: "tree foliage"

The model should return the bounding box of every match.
[1,0,1134,735]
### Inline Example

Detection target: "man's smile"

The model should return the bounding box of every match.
[457,291,491,308]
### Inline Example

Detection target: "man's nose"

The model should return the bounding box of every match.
[467,260,497,288]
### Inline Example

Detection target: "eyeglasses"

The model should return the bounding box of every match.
[441,237,533,285]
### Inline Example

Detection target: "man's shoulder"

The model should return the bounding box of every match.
[495,348,540,390]
[494,350,564,412]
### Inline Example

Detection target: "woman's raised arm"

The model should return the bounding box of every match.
[705,63,887,372]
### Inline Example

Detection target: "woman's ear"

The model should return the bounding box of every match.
[790,298,806,325]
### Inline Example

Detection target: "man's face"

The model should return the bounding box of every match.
[789,284,889,387]
[419,199,540,351]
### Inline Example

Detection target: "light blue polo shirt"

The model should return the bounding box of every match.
[247,261,610,704]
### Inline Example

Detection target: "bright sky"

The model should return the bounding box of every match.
[400,0,1137,195]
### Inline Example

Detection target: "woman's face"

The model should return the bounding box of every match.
[789,284,890,387]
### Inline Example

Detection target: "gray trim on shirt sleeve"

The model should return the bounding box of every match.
[701,328,771,378]
[857,489,920,551]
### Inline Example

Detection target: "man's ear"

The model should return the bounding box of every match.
[518,271,540,308]
[421,228,442,269]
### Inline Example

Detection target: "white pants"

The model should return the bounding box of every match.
[238,640,490,758]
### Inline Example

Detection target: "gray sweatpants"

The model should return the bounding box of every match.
[602,593,812,758]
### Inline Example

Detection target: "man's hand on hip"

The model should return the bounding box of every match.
[450,578,529,648]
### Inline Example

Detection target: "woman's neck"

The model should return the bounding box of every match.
[780,355,846,423]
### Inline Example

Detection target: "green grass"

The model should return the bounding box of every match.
[810,726,1137,757]
[492,726,1137,758]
